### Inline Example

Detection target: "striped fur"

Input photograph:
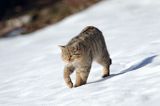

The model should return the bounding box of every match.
[60,26,112,88]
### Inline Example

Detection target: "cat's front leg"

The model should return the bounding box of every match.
[64,65,75,88]
[74,66,91,87]
[74,71,83,87]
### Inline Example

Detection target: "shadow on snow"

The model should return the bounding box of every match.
[88,55,157,84]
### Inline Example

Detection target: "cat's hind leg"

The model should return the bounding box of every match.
[97,58,111,78]
[102,65,110,78]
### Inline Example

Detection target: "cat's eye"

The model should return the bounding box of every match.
[73,53,80,56]
[77,48,81,50]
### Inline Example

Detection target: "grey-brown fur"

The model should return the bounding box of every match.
[59,26,112,88]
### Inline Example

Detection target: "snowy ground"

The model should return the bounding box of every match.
[0,0,160,106]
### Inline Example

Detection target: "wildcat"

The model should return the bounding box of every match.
[59,26,112,88]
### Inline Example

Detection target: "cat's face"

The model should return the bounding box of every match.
[59,45,82,63]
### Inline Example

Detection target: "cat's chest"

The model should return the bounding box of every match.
[71,61,81,67]
[71,59,90,68]
[66,60,82,68]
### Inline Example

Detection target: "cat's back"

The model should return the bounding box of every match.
[67,26,102,46]
[80,26,102,37]
[80,26,101,33]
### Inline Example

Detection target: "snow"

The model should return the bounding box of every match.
[0,0,160,105]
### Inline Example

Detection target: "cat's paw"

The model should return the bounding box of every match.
[74,82,86,88]
[102,74,109,78]
[74,84,78,88]
[67,82,73,88]
[74,84,80,88]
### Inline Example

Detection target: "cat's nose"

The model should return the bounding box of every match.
[68,58,71,62]
[67,58,70,62]
[68,56,71,62]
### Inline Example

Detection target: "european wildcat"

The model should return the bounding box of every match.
[59,26,112,88]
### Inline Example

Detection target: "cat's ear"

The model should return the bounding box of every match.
[58,45,65,50]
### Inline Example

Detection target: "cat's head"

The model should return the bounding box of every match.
[59,45,82,63]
